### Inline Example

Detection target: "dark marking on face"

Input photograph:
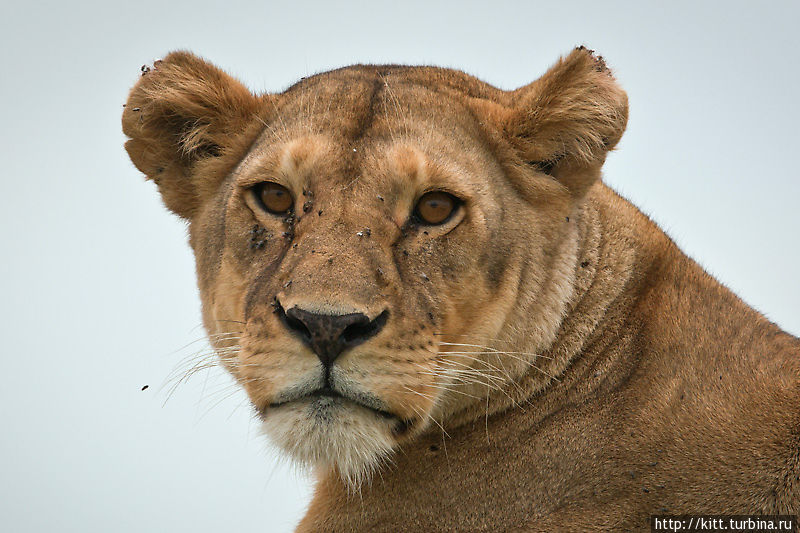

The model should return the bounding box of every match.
[249,224,271,250]
[326,73,393,188]
[392,418,413,437]
[349,76,385,142]
[195,176,236,282]
[485,246,510,288]
[244,258,289,320]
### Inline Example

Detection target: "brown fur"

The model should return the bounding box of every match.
[123,48,800,531]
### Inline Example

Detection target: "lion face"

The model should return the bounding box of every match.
[122,49,627,485]
[195,92,542,484]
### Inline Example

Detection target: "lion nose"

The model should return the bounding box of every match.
[282,306,389,367]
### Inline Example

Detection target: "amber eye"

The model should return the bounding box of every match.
[414,191,459,225]
[254,182,293,214]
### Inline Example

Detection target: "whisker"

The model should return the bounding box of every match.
[437,346,559,382]
[433,353,508,374]
[432,339,550,404]
[437,341,504,352]
[439,349,554,361]
[167,333,241,356]
[437,343,553,361]
[419,383,482,401]
[416,363,507,381]
[408,402,450,439]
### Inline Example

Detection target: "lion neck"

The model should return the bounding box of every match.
[442,183,658,429]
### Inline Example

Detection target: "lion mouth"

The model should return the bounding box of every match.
[266,387,413,435]
[268,386,395,418]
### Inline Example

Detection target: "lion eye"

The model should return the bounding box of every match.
[254,182,294,214]
[414,191,459,225]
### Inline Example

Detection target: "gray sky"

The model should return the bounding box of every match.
[1,1,798,532]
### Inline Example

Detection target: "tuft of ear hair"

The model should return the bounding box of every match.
[122,51,263,218]
[505,46,628,197]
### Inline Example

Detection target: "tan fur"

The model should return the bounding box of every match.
[123,48,800,531]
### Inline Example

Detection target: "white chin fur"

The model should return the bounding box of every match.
[261,396,396,489]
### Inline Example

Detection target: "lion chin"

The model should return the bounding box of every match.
[262,397,397,489]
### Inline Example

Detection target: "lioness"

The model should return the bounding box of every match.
[122,47,800,531]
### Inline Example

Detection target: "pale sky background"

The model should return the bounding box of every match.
[1,1,798,532]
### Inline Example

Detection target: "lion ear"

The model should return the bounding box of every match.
[122,51,262,218]
[505,47,628,197]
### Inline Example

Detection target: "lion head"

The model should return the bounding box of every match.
[122,47,627,486]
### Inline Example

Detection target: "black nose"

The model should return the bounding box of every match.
[281,305,388,367]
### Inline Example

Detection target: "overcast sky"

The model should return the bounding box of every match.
[1,1,798,532]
